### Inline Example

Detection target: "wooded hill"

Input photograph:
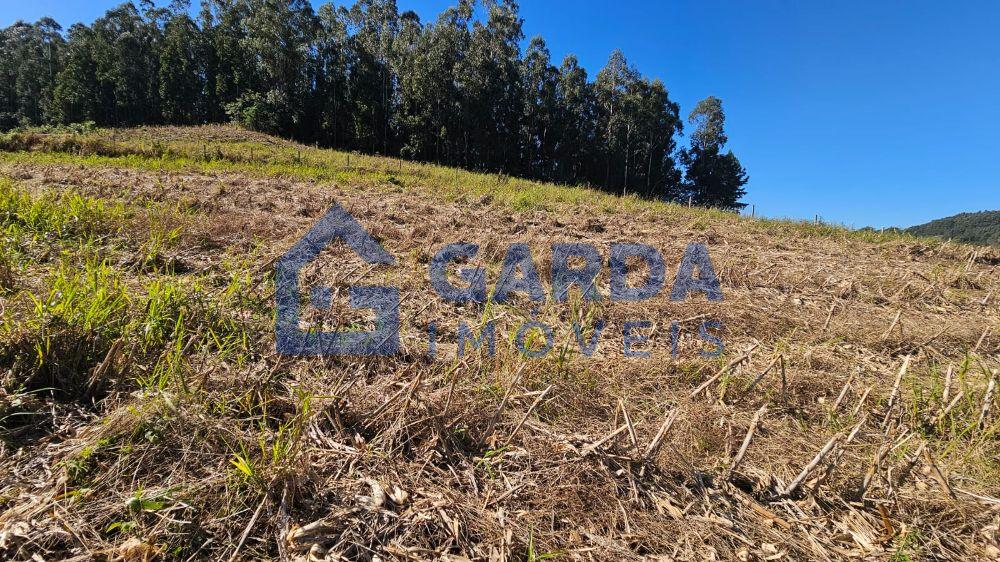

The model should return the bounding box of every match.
[0,0,748,208]
[907,211,1000,246]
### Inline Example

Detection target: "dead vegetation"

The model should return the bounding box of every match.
[0,126,997,561]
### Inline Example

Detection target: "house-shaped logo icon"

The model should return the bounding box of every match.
[275,203,400,356]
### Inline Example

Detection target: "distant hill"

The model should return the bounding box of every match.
[906,210,1000,246]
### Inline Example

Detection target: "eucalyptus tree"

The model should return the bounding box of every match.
[231,0,317,135]
[311,3,352,146]
[0,27,13,128]
[391,9,428,158]
[50,24,101,125]
[552,55,597,185]
[160,2,207,124]
[346,0,401,154]
[458,0,524,172]
[202,0,253,115]
[681,96,748,209]
[417,1,473,164]
[520,36,558,179]
[87,2,163,125]
[632,77,682,198]
[0,19,65,128]
[8,0,743,206]
[594,49,640,192]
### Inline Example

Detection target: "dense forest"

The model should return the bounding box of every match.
[0,0,748,209]
[907,211,1000,247]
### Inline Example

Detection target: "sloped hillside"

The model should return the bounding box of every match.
[907,210,1000,247]
[0,126,998,561]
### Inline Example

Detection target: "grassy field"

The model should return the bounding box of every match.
[0,125,997,561]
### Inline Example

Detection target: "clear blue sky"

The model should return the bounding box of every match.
[3,0,999,228]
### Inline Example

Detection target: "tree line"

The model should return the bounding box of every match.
[0,0,748,209]
[905,211,1000,247]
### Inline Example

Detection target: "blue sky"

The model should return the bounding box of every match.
[3,0,999,228]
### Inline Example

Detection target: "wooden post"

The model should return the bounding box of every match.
[687,195,692,207]
[751,204,755,218]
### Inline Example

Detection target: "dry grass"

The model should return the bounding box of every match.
[0,125,997,561]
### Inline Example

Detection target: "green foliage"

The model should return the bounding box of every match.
[0,0,748,207]
[0,180,258,401]
[34,260,131,338]
[49,24,101,125]
[0,177,126,241]
[688,95,727,150]
[159,11,208,124]
[594,50,683,197]
[679,97,748,210]
[228,389,313,493]
[0,259,129,397]
[906,211,1000,247]
[0,19,66,129]
[681,145,749,211]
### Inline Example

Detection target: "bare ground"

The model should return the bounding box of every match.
[0,127,997,561]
